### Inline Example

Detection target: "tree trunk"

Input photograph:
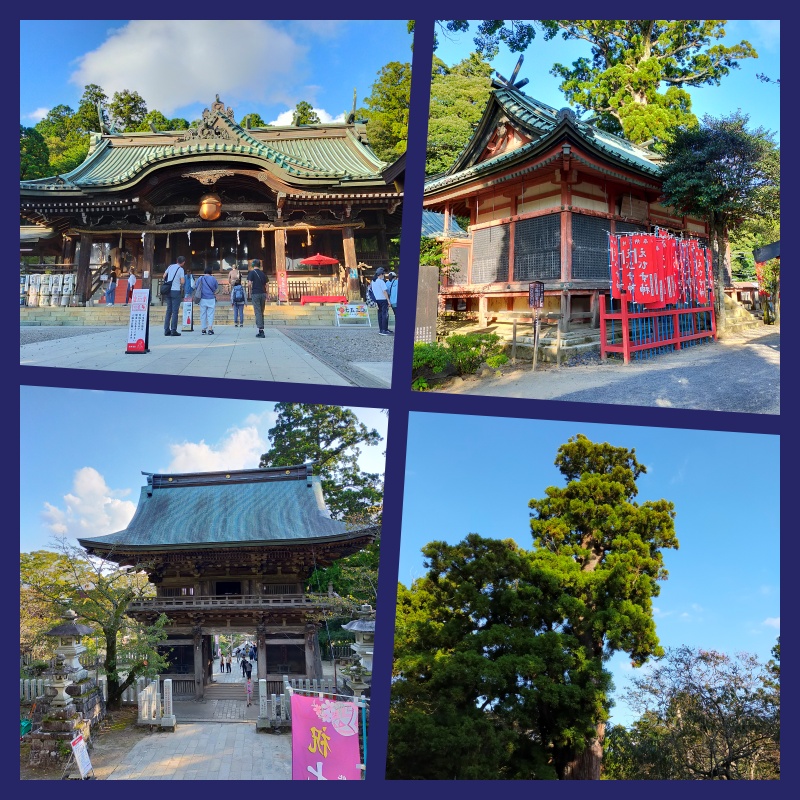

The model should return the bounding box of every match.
[561,722,606,780]
[710,223,726,328]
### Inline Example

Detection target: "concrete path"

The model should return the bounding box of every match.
[105,721,291,780]
[20,325,353,386]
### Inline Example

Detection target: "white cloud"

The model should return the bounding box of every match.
[25,107,50,123]
[268,107,345,126]
[69,20,309,116]
[763,617,780,629]
[165,425,267,473]
[41,467,136,539]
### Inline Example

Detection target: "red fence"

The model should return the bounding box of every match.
[601,231,717,363]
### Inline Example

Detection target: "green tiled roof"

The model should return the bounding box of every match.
[77,465,371,551]
[21,110,390,193]
[425,83,661,194]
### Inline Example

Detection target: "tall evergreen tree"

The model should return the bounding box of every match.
[357,61,412,161]
[109,89,148,131]
[291,100,320,126]
[20,125,50,179]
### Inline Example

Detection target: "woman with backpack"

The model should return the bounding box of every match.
[231,279,246,327]
[196,264,219,335]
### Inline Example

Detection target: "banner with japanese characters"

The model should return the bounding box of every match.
[290,692,362,780]
[125,288,150,353]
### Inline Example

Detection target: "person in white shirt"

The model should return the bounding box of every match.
[124,270,137,305]
[371,267,392,335]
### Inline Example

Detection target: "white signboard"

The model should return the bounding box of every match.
[70,733,93,779]
[126,288,150,353]
[335,303,371,327]
[181,300,193,330]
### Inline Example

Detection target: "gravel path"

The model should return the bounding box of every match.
[20,325,122,345]
[441,326,780,415]
[278,326,395,387]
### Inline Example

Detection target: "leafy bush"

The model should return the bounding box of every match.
[444,333,504,375]
[412,342,452,374]
[486,353,509,369]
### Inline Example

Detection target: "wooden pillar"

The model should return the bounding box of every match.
[478,294,488,328]
[142,232,155,292]
[193,627,204,700]
[560,290,570,334]
[75,233,92,304]
[590,292,599,328]
[273,229,285,273]
[342,226,359,300]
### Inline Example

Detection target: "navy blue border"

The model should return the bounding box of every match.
[15,6,790,795]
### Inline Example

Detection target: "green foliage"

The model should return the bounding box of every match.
[444,332,504,374]
[435,20,538,59]
[390,434,678,779]
[411,341,451,374]
[20,541,169,710]
[485,353,509,369]
[418,235,448,269]
[135,110,172,132]
[73,84,108,135]
[241,111,267,127]
[20,125,50,179]
[34,104,89,175]
[538,20,757,143]
[109,89,148,131]
[292,100,320,126]
[259,403,383,524]
[358,61,412,160]
[427,53,494,175]
[604,645,780,779]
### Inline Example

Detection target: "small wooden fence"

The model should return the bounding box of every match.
[600,294,716,364]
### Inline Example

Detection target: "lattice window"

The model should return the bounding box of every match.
[514,215,561,281]
[447,246,469,285]
[615,221,648,235]
[471,224,510,284]
[572,215,613,280]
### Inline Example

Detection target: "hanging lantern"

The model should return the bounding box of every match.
[210,230,215,247]
[198,193,222,221]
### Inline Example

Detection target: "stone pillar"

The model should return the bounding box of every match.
[342,226,359,300]
[193,627,204,700]
[76,232,92,304]
[257,625,267,678]
[305,624,322,679]
[161,678,176,730]
[142,232,155,293]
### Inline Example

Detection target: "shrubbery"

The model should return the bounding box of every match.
[411,333,507,389]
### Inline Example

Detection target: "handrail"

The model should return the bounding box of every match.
[127,593,331,610]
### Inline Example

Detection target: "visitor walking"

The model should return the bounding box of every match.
[241,657,249,678]
[162,256,185,336]
[231,279,246,327]
[105,264,117,306]
[244,659,253,681]
[247,258,268,338]
[125,270,137,305]
[197,264,219,335]
[245,677,253,707]
[183,267,194,301]
[228,264,241,290]
[226,654,232,673]
[387,271,398,317]
[371,267,391,335]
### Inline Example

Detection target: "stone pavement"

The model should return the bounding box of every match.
[105,721,291,780]
[20,324,391,387]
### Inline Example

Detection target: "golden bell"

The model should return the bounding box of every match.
[199,193,222,221]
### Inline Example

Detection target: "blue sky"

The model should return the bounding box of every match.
[400,412,780,725]
[19,386,388,553]
[20,20,413,127]
[433,20,780,143]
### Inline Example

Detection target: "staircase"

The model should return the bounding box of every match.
[204,682,256,700]
[20,302,376,327]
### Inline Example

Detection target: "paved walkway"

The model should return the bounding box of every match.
[20,325,391,387]
[105,722,291,780]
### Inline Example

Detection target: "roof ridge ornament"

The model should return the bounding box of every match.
[494,54,529,91]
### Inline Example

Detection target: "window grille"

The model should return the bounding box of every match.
[615,221,648,235]
[572,215,613,280]
[514,214,561,280]
[471,224,510,284]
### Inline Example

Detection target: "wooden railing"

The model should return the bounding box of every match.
[127,593,332,612]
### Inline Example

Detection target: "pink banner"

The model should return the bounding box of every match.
[277,269,289,303]
[291,693,362,780]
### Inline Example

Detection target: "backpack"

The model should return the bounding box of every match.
[366,284,377,306]
[193,275,204,304]
[232,284,245,303]
[160,266,175,297]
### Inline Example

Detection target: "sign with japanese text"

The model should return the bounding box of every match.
[277,269,289,303]
[291,693,361,780]
[125,288,150,353]
[181,300,193,330]
[528,281,544,309]
[70,733,93,779]
[335,304,371,327]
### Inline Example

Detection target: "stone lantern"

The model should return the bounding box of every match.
[44,609,94,705]
[341,604,375,697]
